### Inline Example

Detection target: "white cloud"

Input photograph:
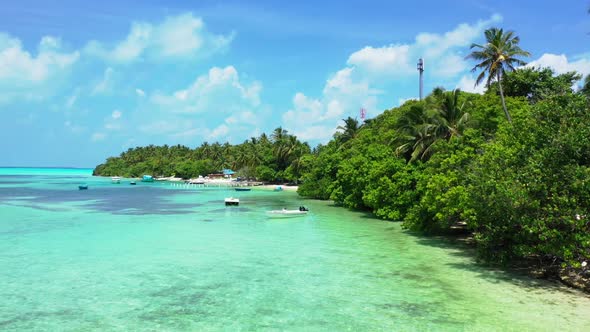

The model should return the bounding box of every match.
[526,53,590,76]
[138,66,268,144]
[0,33,79,103]
[290,125,335,141]
[84,13,233,63]
[150,65,262,114]
[280,14,503,141]
[455,53,590,95]
[135,88,146,97]
[208,124,229,140]
[347,44,412,76]
[346,14,502,80]
[92,67,114,95]
[91,132,106,141]
[0,33,79,82]
[111,110,122,119]
[225,111,257,125]
[456,75,485,94]
[283,67,379,141]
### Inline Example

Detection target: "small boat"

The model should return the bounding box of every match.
[188,176,206,184]
[142,175,154,182]
[130,181,136,185]
[266,207,309,218]
[111,176,121,184]
[225,197,239,206]
[274,186,283,191]
[235,188,251,191]
[78,185,88,190]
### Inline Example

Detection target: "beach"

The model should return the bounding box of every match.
[158,176,299,191]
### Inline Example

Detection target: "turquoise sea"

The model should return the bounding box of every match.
[1,167,589,331]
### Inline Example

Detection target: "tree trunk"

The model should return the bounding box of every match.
[497,71,512,124]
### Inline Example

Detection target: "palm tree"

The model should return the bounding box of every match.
[336,117,361,144]
[394,89,472,162]
[437,89,471,140]
[271,127,288,143]
[394,105,439,162]
[466,27,530,123]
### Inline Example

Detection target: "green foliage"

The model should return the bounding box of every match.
[394,89,474,162]
[363,156,420,220]
[298,142,343,200]
[468,94,590,265]
[490,67,582,103]
[467,27,530,123]
[403,130,482,233]
[297,77,589,270]
[581,75,590,98]
[255,165,276,182]
[93,129,309,183]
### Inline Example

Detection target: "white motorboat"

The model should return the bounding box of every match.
[225,197,239,206]
[266,208,309,218]
[189,176,206,184]
[111,176,121,184]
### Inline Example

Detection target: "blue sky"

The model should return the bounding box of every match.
[1,0,589,167]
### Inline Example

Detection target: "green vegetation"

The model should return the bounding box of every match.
[95,28,590,281]
[466,27,531,123]
[93,130,310,183]
[299,64,590,272]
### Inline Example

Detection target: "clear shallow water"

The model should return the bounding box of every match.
[1,169,589,331]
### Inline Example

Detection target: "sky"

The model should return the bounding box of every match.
[1,0,589,167]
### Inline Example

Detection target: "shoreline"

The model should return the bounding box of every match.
[257,184,298,191]
[109,176,300,191]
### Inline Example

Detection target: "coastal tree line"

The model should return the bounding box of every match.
[93,127,311,182]
[94,27,590,284]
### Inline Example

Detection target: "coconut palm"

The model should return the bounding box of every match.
[394,89,472,162]
[466,28,530,123]
[437,89,471,140]
[271,127,288,143]
[394,105,439,162]
[336,117,361,144]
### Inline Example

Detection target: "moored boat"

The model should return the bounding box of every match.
[225,197,239,206]
[188,176,206,184]
[266,207,309,218]
[78,185,88,190]
[111,176,121,184]
[142,175,154,182]
[235,187,251,191]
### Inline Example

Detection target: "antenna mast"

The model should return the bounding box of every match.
[417,58,424,100]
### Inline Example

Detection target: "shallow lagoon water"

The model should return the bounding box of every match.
[1,168,589,331]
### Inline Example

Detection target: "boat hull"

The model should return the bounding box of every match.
[225,198,240,206]
[266,210,308,218]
